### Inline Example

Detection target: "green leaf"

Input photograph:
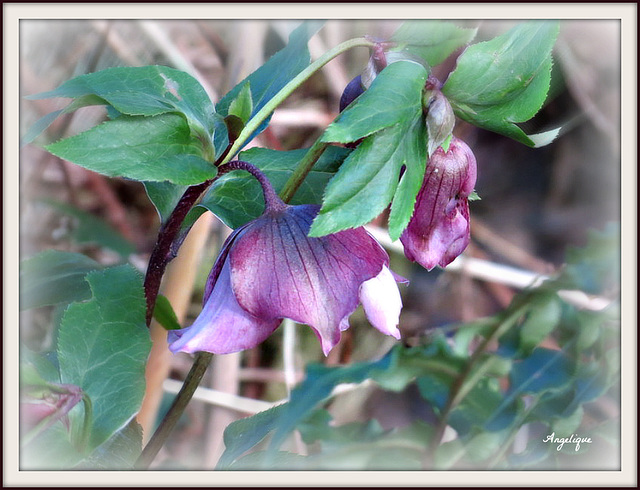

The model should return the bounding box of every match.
[508,347,574,396]
[433,439,465,469]
[299,421,427,470]
[484,348,574,431]
[550,406,584,437]
[46,113,218,185]
[227,82,253,124]
[21,347,61,385]
[518,293,562,354]
[227,450,307,470]
[391,20,478,66]
[153,294,181,330]
[81,420,144,469]
[23,95,116,146]
[217,404,287,469]
[28,65,218,136]
[268,354,393,452]
[217,21,322,118]
[416,373,455,412]
[531,363,609,421]
[449,379,518,435]
[142,181,188,224]
[42,199,136,257]
[20,250,101,310]
[387,112,428,240]
[442,21,559,146]
[321,60,428,144]
[373,340,465,394]
[463,431,506,464]
[200,145,350,229]
[309,121,418,237]
[57,265,151,452]
[298,411,385,447]
[22,109,64,146]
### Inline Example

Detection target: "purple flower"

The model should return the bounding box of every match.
[400,137,477,270]
[168,162,404,356]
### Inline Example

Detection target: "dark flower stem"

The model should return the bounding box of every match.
[143,179,214,326]
[219,160,287,211]
[135,352,213,469]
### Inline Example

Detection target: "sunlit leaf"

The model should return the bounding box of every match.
[322,60,428,144]
[443,21,559,146]
[391,20,477,66]
[46,114,218,185]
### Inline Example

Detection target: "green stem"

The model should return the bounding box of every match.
[279,139,330,203]
[486,393,541,468]
[428,302,531,457]
[220,37,374,166]
[79,393,93,453]
[135,352,213,470]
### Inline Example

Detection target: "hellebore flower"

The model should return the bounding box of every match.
[400,137,477,270]
[168,161,404,356]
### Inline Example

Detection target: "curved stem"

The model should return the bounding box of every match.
[219,160,286,212]
[220,37,374,166]
[135,352,213,469]
[143,179,214,326]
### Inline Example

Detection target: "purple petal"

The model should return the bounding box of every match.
[359,265,402,339]
[168,259,280,355]
[229,204,390,355]
[202,224,248,305]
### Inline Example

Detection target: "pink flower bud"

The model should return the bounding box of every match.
[400,137,477,270]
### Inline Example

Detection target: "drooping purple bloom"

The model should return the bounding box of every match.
[168,162,404,356]
[400,137,477,270]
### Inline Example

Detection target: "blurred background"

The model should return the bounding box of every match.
[19,19,621,469]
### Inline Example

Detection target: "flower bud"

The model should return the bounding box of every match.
[339,75,365,112]
[400,137,477,270]
[339,42,430,110]
[424,89,456,156]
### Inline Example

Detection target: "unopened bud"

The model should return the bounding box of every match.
[424,89,455,156]
[339,75,365,112]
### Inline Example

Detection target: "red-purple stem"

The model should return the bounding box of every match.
[218,160,287,212]
[143,179,213,326]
